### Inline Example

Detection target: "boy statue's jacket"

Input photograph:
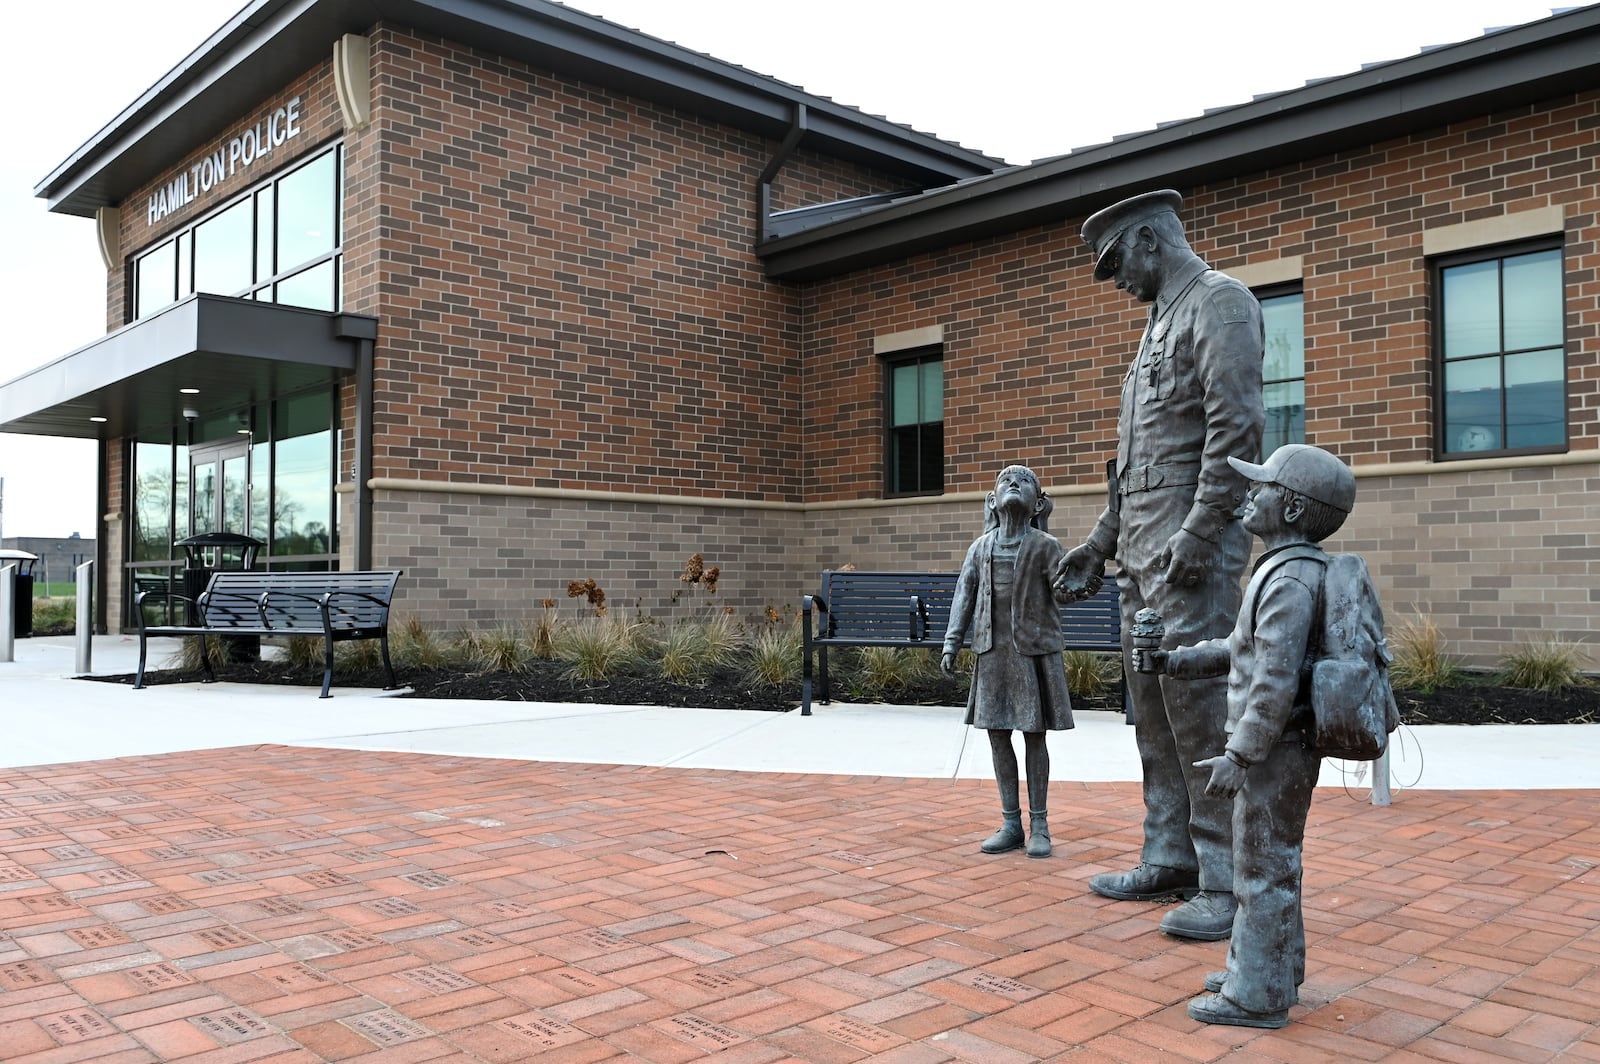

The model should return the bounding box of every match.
[943,528,1066,657]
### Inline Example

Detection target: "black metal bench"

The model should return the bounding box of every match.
[133,570,404,698]
[800,569,1123,716]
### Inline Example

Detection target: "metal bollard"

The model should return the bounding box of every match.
[1371,746,1391,807]
[0,564,13,663]
[75,561,94,675]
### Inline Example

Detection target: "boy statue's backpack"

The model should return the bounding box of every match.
[1278,547,1402,760]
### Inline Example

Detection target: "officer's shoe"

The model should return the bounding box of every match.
[1160,890,1237,941]
[1088,863,1199,901]
[1186,992,1288,1029]
[1204,970,1298,1004]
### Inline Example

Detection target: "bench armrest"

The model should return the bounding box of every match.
[322,588,393,623]
[133,590,198,631]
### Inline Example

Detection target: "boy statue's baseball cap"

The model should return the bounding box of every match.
[1228,444,1356,513]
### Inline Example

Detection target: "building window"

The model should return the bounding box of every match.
[132,144,342,318]
[1258,285,1305,455]
[1436,241,1565,457]
[886,350,943,495]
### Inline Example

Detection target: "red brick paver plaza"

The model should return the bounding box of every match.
[1,746,1597,1062]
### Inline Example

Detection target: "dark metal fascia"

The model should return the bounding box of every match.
[760,6,1600,280]
[38,0,997,217]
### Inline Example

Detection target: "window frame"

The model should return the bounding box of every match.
[882,346,945,498]
[129,140,343,321]
[1431,236,1567,462]
[1254,281,1306,457]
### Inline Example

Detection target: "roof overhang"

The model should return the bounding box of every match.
[0,295,376,440]
[36,0,999,220]
[760,4,1600,280]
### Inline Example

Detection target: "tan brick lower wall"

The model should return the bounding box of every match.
[369,465,1600,670]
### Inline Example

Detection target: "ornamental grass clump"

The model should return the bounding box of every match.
[1497,635,1591,691]
[745,618,802,687]
[1063,650,1119,700]
[1389,615,1462,694]
[556,617,644,681]
[852,646,933,699]
[476,625,531,672]
[657,613,744,684]
[392,614,448,668]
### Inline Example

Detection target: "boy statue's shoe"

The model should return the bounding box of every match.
[1088,863,1199,901]
[1186,992,1288,1029]
[1160,890,1237,940]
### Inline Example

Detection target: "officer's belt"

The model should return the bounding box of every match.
[1118,461,1202,495]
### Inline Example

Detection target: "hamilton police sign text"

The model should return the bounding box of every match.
[146,98,303,227]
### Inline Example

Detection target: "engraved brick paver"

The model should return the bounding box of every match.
[0,747,1597,1061]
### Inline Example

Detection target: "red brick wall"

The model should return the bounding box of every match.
[365,29,909,504]
[803,91,1600,502]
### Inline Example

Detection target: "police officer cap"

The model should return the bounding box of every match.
[1228,444,1356,513]
[1081,189,1183,280]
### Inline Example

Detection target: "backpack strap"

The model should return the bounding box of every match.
[1250,544,1329,720]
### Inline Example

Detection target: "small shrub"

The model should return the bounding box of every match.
[1063,650,1119,699]
[745,620,802,686]
[556,618,643,681]
[1389,615,1462,694]
[31,597,75,636]
[1497,635,1590,691]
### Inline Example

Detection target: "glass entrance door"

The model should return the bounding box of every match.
[189,440,251,562]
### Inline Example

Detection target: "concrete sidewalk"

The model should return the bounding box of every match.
[3,634,1596,789]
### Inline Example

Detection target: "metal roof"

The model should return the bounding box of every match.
[36,0,1002,219]
[759,4,1600,280]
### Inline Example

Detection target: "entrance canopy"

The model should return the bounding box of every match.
[0,294,376,440]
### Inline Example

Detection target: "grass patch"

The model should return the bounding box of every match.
[1497,635,1591,691]
[556,618,645,681]
[1063,650,1119,699]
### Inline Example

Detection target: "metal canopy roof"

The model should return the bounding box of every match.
[759,4,1600,280]
[0,296,376,441]
[35,0,1001,220]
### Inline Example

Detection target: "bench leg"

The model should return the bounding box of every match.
[379,633,399,691]
[134,633,149,690]
[320,632,336,699]
[199,634,216,683]
[818,646,831,705]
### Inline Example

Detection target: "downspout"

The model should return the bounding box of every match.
[336,315,378,570]
[758,104,807,243]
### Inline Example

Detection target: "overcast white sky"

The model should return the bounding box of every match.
[0,0,1577,538]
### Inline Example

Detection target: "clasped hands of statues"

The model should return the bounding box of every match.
[1048,526,1244,798]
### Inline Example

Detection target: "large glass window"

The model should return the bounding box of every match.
[1437,242,1565,457]
[886,351,944,495]
[132,144,341,318]
[1258,286,1306,456]
[272,390,335,558]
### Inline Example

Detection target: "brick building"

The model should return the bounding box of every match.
[4,0,1599,664]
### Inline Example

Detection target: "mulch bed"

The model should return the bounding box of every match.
[84,658,1600,723]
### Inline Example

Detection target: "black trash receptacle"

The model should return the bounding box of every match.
[0,550,37,638]
[176,533,264,661]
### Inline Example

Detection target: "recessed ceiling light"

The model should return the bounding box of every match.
[180,388,200,394]
[90,416,108,423]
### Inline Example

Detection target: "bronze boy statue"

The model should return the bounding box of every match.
[943,465,1075,859]
[1130,444,1358,1029]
